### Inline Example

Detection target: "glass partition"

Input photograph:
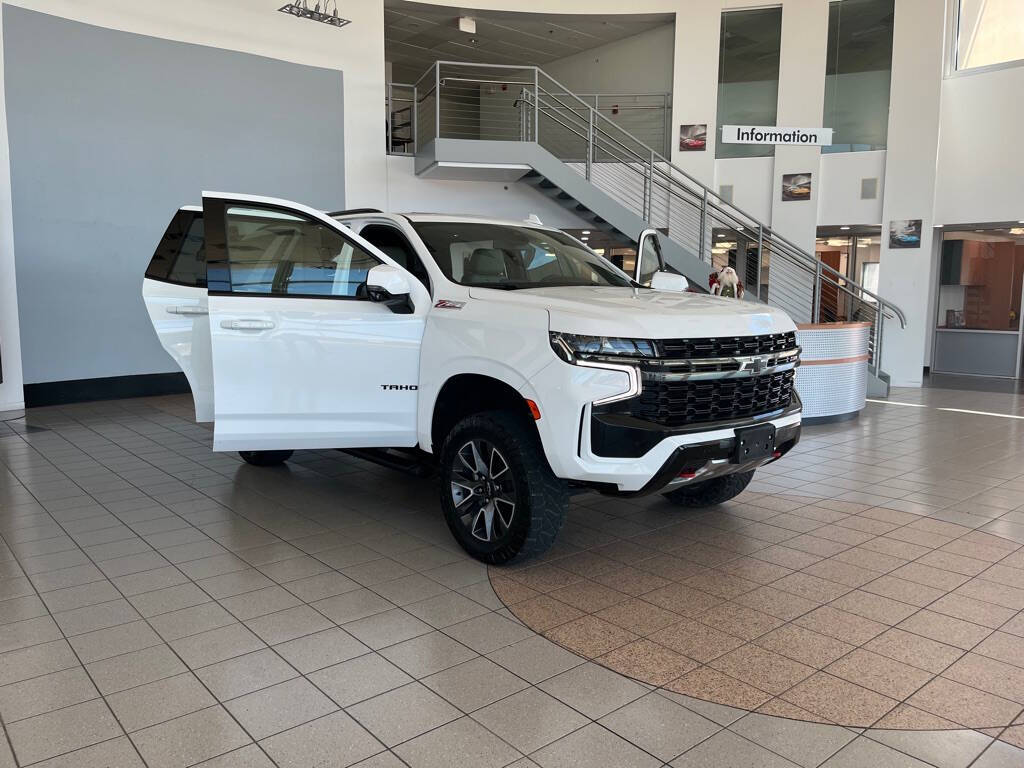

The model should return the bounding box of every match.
[933,225,1024,378]
[822,0,894,153]
[716,7,783,159]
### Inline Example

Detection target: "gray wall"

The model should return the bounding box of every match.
[4,6,346,384]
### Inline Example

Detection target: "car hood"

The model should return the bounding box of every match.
[466,285,796,338]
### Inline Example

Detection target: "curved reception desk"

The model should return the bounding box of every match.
[795,322,870,424]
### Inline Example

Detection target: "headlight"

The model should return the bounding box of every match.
[549,332,657,362]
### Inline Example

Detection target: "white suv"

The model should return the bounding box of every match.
[143,193,801,564]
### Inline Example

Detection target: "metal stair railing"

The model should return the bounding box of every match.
[407,61,907,372]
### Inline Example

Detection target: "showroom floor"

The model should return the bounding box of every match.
[0,386,1023,767]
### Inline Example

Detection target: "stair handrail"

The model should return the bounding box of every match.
[416,60,908,339]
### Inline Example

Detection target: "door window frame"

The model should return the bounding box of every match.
[204,196,386,301]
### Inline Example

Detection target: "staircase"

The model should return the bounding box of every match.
[404,62,906,395]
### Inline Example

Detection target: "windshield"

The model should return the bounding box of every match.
[412,222,634,289]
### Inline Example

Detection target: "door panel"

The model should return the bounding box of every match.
[202,194,427,452]
[142,208,214,422]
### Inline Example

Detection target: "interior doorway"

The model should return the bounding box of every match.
[815,225,881,321]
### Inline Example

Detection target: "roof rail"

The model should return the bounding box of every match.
[328,208,384,217]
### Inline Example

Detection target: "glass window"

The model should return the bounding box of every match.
[822,0,894,153]
[716,7,783,159]
[223,207,379,298]
[957,0,1024,71]
[938,229,1024,330]
[168,217,206,287]
[412,222,633,289]
[357,224,430,289]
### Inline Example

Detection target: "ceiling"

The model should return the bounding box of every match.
[385,1,673,82]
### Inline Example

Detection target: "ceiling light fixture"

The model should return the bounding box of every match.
[582,230,590,235]
[840,226,850,230]
[278,0,351,28]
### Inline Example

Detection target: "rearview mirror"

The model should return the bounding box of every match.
[650,271,689,293]
[366,264,414,314]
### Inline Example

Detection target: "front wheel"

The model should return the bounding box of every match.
[239,450,293,467]
[662,470,754,507]
[439,411,567,565]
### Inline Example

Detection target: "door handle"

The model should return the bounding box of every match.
[220,319,275,331]
[166,306,208,316]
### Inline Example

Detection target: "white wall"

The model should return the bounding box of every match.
[715,157,774,223]
[817,150,886,226]
[385,156,590,228]
[544,23,674,95]
[934,64,1024,225]
[877,0,945,387]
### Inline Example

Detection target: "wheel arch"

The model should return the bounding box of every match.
[429,373,540,456]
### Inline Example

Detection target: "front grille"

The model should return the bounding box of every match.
[658,332,796,360]
[629,369,795,428]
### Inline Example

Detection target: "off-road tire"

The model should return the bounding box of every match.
[662,470,754,507]
[439,410,567,565]
[239,450,294,467]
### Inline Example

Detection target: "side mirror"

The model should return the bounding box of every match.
[650,271,689,293]
[366,264,414,314]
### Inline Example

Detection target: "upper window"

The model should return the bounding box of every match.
[822,0,894,153]
[716,7,783,159]
[145,210,206,287]
[357,224,431,290]
[412,222,633,290]
[221,207,379,298]
[956,0,1024,71]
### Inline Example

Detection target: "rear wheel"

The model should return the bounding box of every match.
[662,470,754,507]
[439,411,567,565]
[239,450,293,467]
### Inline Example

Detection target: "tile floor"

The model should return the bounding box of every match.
[0,384,1021,767]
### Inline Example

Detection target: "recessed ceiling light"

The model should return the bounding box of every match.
[581,230,590,235]
[840,226,850,230]
[468,37,478,43]
[716,233,725,238]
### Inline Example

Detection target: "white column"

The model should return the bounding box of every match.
[0,9,25,417]
[877,0,944,387]
[768,0,830,323]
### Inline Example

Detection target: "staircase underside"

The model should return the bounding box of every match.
[416,139,714,289]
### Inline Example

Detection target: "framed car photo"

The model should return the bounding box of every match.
[781,173,811,201]
[679,124,707,152]
[889,219,922,248]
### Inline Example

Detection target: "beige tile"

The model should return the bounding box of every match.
[733,585,820,621]
[710,644,815,695]
[873,703,959,730]
[794,605,887,645]
[664,667,771,710]
[975,631,1024,668]
[423,656,528,712]
[0,666,98,723]
[348,682,461,747]
[863,627,964,674]
[394,716,520,768]
[906,677,1021,729]
[590,599,680,639]
[830,589,918,625]
[472,688,588,754]
[825,648,932,699]
[597,639,699,686]
[225,677,337,739]
[944,652,1024,704]
[129,705,250,768]
[486,635,583,684]
[545,615,638,657]
[696,601,784,641]
[309,653,412,708]
[780,672,898,727]
[508,595,584,632]
[195,648,298,701]
[897,609,993,650]
[7,700,122,766]
[107,672,216,732]
[273,626,369,674]
[754,624,855,668]
[643,583,723,617]
[591,565,672,596]
[648,618,744,663]
[537,662,648,719]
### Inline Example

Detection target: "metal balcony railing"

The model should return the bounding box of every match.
[405,62,907,374]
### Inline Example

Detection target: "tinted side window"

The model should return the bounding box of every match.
[168,217,206,287]
[359,224,430,290]
[145,210,207,287]
[223,207,380,298]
